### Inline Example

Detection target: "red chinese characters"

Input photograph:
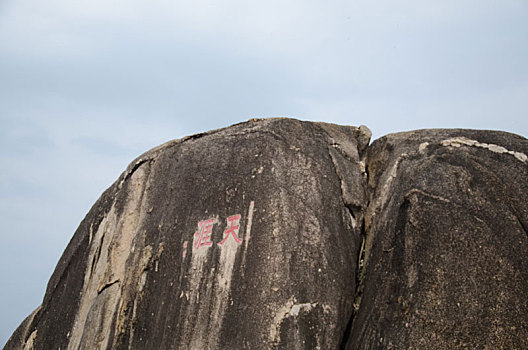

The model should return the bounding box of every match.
[193,218,215,250]
[218,214,242,246]
[190,201,255,252]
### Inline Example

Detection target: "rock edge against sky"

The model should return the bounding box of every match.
[5,118,528,349]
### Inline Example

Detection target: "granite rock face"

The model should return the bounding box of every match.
[347,130,528,349]
[5,119,528,349]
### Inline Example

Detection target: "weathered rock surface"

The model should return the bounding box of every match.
[347,130,528,349]
[4,119,528,349]
[5,119,369,350]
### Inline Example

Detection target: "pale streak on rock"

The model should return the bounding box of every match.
[418,142,429,153]
[364,153,407,270]
[405,188,451,203]
[208,226,241,347]
[240,200,255,277]
[441,136,528,163]
[183,217,220,349]
[182,241,188,259]
[245,201,255,241]
[384,157,403,194]
[137,245,153,293]
[269,298,295,345]
[66,164,149,350]
[22,330,36,350]
[269,299,318,345]
[289,302,317,316]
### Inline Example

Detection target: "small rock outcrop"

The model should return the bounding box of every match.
[4,119,528,349]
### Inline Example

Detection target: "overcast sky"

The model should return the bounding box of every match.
[1,0,528,345]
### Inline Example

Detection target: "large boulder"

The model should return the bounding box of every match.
[347,129,528,349]
[5,119,369,350]
[5,119,528,349]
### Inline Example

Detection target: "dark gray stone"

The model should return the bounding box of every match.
[348,129,528,349]
[5,118,367,350]
[5,121,528,350]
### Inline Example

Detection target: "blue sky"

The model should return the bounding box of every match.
[1,0,528,345]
